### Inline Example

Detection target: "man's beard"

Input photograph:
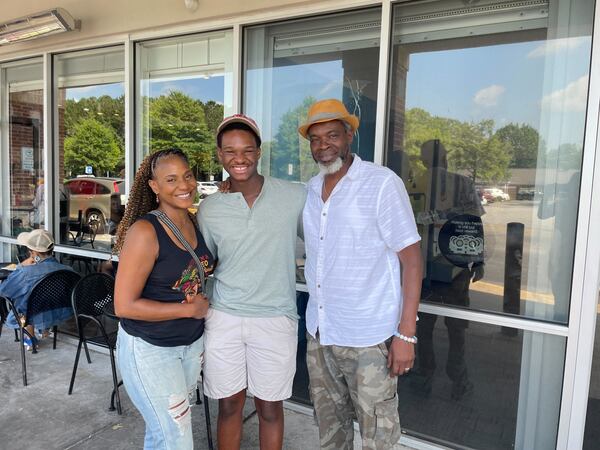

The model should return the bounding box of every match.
[318,157,343,175]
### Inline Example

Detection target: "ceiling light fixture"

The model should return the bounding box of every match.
[0,8,79,46]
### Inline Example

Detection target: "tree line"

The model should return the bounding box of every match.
[63,91,581,184]
[63,92,224,179]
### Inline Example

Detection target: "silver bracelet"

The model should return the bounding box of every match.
[393,331,418,344]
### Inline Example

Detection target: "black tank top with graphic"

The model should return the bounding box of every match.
[120,213,215,347]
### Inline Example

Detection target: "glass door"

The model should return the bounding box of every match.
[385,0,594,448]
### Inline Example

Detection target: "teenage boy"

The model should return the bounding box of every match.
[197,114,306,450]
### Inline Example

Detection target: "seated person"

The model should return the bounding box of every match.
[0,229,75,350]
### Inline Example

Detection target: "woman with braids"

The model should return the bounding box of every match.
[114,148,214,449]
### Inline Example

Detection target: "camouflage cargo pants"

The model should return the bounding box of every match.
[306,332,401,450]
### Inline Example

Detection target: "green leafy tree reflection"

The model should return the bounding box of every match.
[147,91,219,179]
[496,123,544,168]
[64,118,122,176]
[403,108,511,184]
[271,96,317,181]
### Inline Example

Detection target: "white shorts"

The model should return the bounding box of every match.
[203,308,298,401]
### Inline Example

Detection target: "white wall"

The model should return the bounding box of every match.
[0,0,338,59]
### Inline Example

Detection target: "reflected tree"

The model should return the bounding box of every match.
[147,91,219,179]
[496,123,544,169]
[64,118,122,176]
[272,96,318,181]
[404,108,511,184]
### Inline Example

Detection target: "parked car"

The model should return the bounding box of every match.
[64,177,124,234]
[197,181,219,198]
[516,188,540,200]
[483,188,510,201]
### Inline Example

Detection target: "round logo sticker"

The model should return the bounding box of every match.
[438,214,484,268]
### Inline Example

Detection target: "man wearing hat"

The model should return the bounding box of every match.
[0,229,74,350]
[197,114,306,449]
[299,99,423,449]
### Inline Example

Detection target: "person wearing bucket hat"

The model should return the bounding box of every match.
[197,113,306,449]
[299,99,423,449]
[0,229,75,351]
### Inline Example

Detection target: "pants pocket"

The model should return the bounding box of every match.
[374,394,401,448]
[376,339,391,360]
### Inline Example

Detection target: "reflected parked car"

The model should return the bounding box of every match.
[483,188,510,201]
[64,177,124,234]
[197,181,219,198]
[516,188,541,200]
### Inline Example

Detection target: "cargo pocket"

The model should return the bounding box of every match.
[374,394,401,448]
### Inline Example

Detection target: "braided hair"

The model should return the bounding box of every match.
[113,148,191,255]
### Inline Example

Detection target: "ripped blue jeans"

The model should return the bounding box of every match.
[117,326,204,450]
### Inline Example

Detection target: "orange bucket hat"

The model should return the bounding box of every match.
[298,99,359,139]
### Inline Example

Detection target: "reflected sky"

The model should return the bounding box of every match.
[405,38,591,150]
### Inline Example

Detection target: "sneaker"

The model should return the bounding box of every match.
[23,335,38,352]
[37,329,52,339]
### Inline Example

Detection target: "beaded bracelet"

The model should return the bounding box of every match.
[393,331,418,344]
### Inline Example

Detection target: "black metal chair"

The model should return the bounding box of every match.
[6,269,81,386]
[68,272,122,414]
[0,296,21,342]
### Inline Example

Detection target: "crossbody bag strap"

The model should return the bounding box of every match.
[149,210,206,294]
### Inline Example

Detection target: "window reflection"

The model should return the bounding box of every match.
[54,47,125,252]
[136,31,233,194]
[0,59,44,237]
[387,0,593,323]
[401,320,565,450]
[244,8,381,181]
[244,8,381,273]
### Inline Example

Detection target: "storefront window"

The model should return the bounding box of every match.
[54,46,125,252]
[136,30,233,185]
[387,0,594,447]
[399,321,565,449]
[387,0,593,324]
[0,59,44,237]
[244,7,381,181]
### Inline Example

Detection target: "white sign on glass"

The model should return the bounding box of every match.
[21,147,34,171]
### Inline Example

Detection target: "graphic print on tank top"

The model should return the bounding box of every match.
[172,255,212,303]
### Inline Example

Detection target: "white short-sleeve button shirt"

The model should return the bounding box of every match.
[303,155,421,347]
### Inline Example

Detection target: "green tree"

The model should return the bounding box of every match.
[64,118,122,176]
[495,123,544,168]
[403,109,511,183]
[202,100,224,136]
[64,95,125,144]
[147,91,217,178]
[272,96,317,181]
[451,120,511,183]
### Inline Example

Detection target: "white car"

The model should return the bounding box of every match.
[197,181,219,197]
[483,188,510,201]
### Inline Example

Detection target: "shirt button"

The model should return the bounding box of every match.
[319,306,323,309]
[322,213,326,216]
[317,284,321,288]
[320,236,323,240]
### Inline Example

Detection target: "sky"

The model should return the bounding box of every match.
[404,37,592,150]
[65,75,225,104]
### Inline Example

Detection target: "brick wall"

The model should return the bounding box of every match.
[9,90,43,213]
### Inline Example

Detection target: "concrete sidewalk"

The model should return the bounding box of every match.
[0,329,412,449]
